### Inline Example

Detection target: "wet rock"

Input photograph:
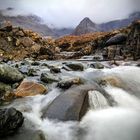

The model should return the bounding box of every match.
[15,80,47,97]
[50,67,61,73]
[137,63,140,67]
[0,108,24,137]
[99,76,122,88]
[57,77,83,90]
[27,68,38,76]
[42,85,98,121]
[19,67,38,76]
[88,90,109,109]
[31,61,40,66]
[90,63,104,69]
[40,73,59,84]
[105,33,127,46]
[65,63,84,71]
[2,128,46,140]
[0,64,24,84]
[19,67,29,75]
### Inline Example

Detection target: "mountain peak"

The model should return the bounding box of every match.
[72,17,100,35]
[80,17,96,25]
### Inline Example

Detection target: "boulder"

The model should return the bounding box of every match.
[99,76,122,88]
[90,63,104,69]
[88,90,109,109]
[42,84,99,121]
[40,73,59,84]
[27,68,38,76]
[65,63,84,71]
[15,80,47,97]
[105,33,127,46]
[31,61,40,66]
[0,64,24,84]
[57,77,83,89]
[50,67,61,73]
[0,108,24,137]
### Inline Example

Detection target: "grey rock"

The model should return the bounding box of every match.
[65,63,84,71]
[0,108,24,137]
[90,63,104,69]
[0,64,24,84]
[105,33,127,46]
[42,84,100,121]
[40,73,59,84]
[57,77,83,90]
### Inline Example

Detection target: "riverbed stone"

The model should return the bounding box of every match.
[65,63,84,71]
[41,84,100,121]
[14,80,47,97]
[0,108,24,137]
[40,73,59,84]
[0,64,24,84]
[57,77,83,89]
[90,63,104,69]
[50,67,61,73]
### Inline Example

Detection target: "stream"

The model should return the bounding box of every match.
[1,60,140,140]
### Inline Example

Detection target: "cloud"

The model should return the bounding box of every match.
[0,0,140,28]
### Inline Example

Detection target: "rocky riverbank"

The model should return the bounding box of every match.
[0,20,139,61]
[0,20,139,140]
[0,59,140,139]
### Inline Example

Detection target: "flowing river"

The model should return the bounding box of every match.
[1,60,140,140]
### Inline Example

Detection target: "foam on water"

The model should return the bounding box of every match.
[4,64,140,140]
[79,107,140,140]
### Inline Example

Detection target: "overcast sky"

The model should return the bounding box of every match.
[0,0,140,28]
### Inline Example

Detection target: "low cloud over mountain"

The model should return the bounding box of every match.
[0,0,140,28]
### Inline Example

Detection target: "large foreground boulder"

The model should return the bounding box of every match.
[0,64,24,84]
[0,108,24,137]
[15,80,47,97]
[42,84,109,121]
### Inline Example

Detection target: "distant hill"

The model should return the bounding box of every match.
[0,11,55,37]
[72,12,140,35]
[0,9,73,37]
[100,11,140,31]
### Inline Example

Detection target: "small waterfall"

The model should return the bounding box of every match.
[2,62,140,140]
[79,107,140,140]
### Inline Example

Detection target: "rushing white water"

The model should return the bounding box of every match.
[3,62,140,140]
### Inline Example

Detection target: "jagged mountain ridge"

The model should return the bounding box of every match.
[100,11,140,31]
[72,11,140,35]
[0,11,55,37]
[72,17,101,35]
[0,10,73,37]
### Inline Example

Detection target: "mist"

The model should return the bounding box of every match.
[0,0,140,28]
